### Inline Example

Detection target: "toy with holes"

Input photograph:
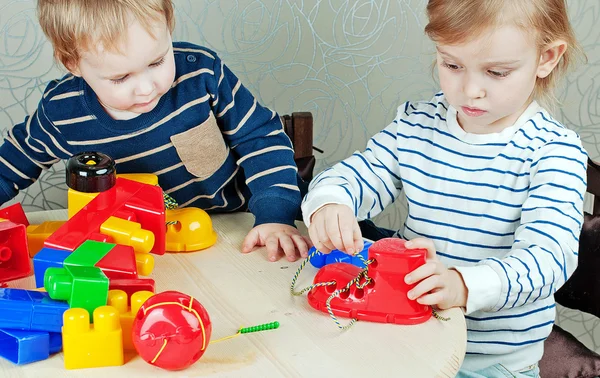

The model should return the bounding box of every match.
[293,238,432,326]
[308,240,373,269]
[0,217,31,283]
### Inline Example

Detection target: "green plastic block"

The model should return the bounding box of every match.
[44,265,108,320]
[64,240,115,268]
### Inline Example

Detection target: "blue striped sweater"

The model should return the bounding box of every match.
[301,94,588,371]
[0,42,301,226]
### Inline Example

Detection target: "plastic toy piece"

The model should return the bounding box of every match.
[109,278,156,303]
[64,240,140,279]
[0,288,69,332]
[0,329,51,365]
[67,152,117,218]
[100,216,155,254]
[0,219,31,283]
[132,291,212,371]
[45,265,109,319]
[33,248,70,288]
[27,221,66,258]
[45,177,166,255]
[108,289,154,351]
[0,203,29,226]
[165,208,217,252]
[307,238,432,325]
[308,240,373,269]
[62,306,124,369]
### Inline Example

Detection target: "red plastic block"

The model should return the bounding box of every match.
[0,204,29,227]
[109,279,155,304]
[307,238,431,325]
[96,245,138,280]
[0,220,31,283]
[44,178,165,255]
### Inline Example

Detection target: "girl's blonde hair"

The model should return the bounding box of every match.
[38,0,175,70]
[425,0,585,107]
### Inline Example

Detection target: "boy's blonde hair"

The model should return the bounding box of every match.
[38,0,175,70]
[425,0,585,107]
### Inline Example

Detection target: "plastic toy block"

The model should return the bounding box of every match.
[0,220,31,283]
[45,265,109,319]
[95,244,140,279]
[64,240,114,268]
[109,278,155,303]
[33,247,71,288]
[308,240,373,269]
[100,216,155,254]
[62,306,124,369]
[46,177,165,255]
[166,208,217,252]
[133,251,154,277]
[27,221,66,257]
[108,289,154,351]
[0,288,69,332]
[0,329,50,364]
[0,203,29,226]
[49,332,62,354]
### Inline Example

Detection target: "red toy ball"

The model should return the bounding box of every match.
[132,290,212,370]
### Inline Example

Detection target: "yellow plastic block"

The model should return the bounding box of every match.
[67,173,159,218]
[166,208,217,252]
[134,252,155,276]
[26,221,66,257]
[62,306,124,369]
[108,290,154,351]
[100,216,155,254]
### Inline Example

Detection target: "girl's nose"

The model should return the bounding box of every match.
[463,74,485,99]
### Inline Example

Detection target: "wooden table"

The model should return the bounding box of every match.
[1,210,466,377]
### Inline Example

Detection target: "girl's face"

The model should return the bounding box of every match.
[436,25,544,134]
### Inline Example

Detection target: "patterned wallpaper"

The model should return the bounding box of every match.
[0,0,598,224]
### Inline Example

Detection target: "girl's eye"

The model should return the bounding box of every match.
[110,75,128,84]
[150,57,165,67]
[442,61,460,71]
[488,70,510,78]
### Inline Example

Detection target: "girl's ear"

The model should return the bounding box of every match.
[536,40,567,79]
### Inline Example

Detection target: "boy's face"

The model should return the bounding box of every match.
[73,16,176,120]
[436,25,542,134]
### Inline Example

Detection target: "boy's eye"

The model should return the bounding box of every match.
[110,75,128,84]
[488,70,510,78]
[442,61,460,70]
[150,57,165,67]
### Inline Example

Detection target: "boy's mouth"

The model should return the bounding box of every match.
[461,106,487,117]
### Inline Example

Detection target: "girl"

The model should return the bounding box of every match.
[301,1,587,376]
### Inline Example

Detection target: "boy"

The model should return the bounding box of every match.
[0,0,309,261]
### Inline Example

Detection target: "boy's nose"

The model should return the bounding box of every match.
[135,79,155,97]
[463,75,485,99]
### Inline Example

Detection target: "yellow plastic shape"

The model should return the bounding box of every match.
[166,207,217,252]
[134,252,155,276]
[62,306,124,369]
[26,221,66,257]
[100,216,155,254]
[108,289,154,351]
[67,173,159,218]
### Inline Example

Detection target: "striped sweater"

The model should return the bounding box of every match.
[301,94,588,371]
[0,42,301,226]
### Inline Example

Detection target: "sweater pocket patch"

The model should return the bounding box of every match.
[170,113,228,179]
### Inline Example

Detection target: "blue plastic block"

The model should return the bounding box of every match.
[0,328,50,365]
[308,240,373,269]
[0,288,69,332]
[48,332,62,354]
[33,247,70,288]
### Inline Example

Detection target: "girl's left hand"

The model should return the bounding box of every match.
[403,238,468,310]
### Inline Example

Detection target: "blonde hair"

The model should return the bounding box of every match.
[38,0,175,70]
[425,0,585,108]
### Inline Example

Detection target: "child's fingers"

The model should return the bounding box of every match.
[338,213,358,255]
[265,235,282,261]
[404,261,440,284]
[405,237,437,260]
[352,221,364,253]
[242,228,260,253]
[325,212,345,252]
[291,234,309,258]
[407,275,440,301]
[415,290,446,307]
[279,235,298,262]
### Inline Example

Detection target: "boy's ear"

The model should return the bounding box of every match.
[537,40,567,79]
[63,58,82,77]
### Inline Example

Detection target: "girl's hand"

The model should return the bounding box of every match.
[404,238,468,310]
[308,204,363,255]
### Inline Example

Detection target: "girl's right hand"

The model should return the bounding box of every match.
[308,204,364,255]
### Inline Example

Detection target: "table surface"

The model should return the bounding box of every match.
[1,210,466,378]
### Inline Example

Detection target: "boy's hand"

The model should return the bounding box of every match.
[308,204,363,255]
[403,238,468,310]
[242,223,311,262]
